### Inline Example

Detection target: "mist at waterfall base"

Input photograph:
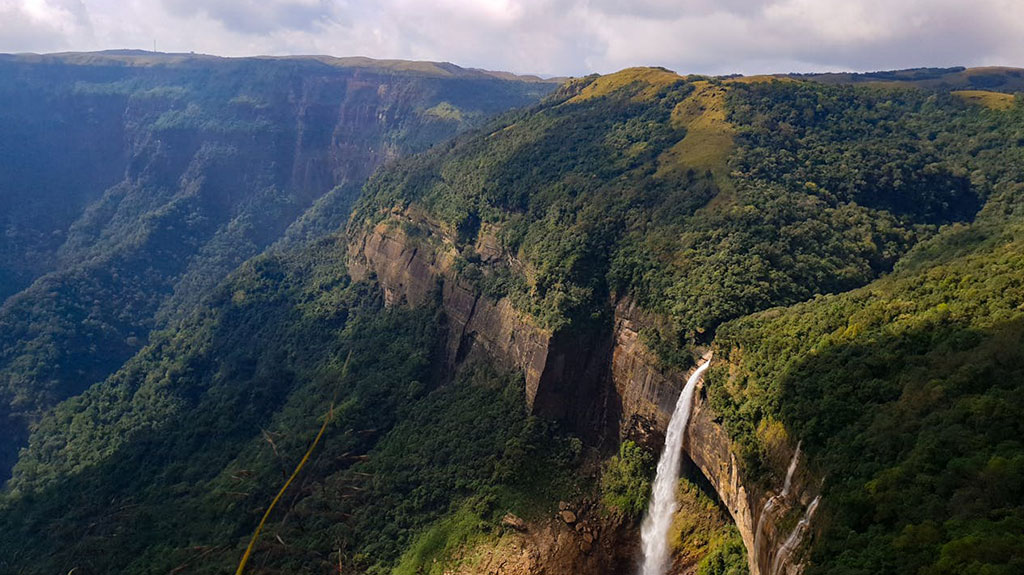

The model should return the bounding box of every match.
[637,357,712,575]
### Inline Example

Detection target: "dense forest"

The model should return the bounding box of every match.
[2,59,1023,575]
[1,235,584,573]
[0,52,557,479]
[708,100,1024,574]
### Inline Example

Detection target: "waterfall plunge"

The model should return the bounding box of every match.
[637,356,712,575]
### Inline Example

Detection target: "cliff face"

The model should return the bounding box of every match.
[348,213,820,575]
[347,211,553,403]
[347,211,618,434]
[0,54,558,481]
[610,300,820,575]
[446,503,636,575]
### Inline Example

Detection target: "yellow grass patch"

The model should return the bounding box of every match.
[568,67,684,103]
[952,90,1016,110]
[424,101,465,121]
[657,81,736,203]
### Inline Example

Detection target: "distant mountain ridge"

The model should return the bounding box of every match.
[794,65,1024,92]
[0,50,563,82]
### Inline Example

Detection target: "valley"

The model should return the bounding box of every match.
[1,57,1023,575]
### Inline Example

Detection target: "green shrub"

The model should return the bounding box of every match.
[697,536,749,575]
[600,440,655,517]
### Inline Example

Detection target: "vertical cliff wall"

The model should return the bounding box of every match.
[347,211,553,403]
[348,212,821,575]
[610,299,821,575]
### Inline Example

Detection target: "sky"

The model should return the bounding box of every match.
[1,0,1023,77]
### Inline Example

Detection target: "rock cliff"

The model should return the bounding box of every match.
[446,502,636,575]
[347,210,553,404]
[347,211,820,575]
[605,301,822,575]
[347,210,617,432]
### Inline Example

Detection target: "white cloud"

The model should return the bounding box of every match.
[1,0,1023,76]
[0,0,93,52]
[160,0,340,34]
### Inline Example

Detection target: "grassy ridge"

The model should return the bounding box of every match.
[355,71,994,349]
[953,90,1017,110]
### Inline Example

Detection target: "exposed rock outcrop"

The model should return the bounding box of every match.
[347,210,553,405]
[446,501,634,575]
[611,300,820,575]
[347,210,615,437]
[347,212,820,575]
[609,300,757,572]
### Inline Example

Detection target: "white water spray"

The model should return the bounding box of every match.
[753,443,801,567]
[770,495,821,575]
[637,356,712,575]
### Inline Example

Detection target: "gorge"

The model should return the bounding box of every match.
[2,57,1024,575]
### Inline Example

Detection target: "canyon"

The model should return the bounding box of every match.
[5,61,1021,575]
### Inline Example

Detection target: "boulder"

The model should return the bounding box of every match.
[502,513,528,532]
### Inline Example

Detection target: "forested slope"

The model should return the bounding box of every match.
[708,111,1024,575]
[344,68,1024,574]
[351,69,989,349]
[1,234,585,574]
[1,64,1023,575]
[0,52,556,478]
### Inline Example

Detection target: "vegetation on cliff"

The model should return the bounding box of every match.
[350,68,1024,574]
[600,440,654,517]
[708,100,1024,574]
[671,479,749,575]
[353,68,994,352]
[0,234,583,574]
[0,53,557,480]
[2,62,1024,575]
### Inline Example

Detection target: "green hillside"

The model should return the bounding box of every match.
[0,53,557,479]
[1,64,1023,575]
[353,69,990,345]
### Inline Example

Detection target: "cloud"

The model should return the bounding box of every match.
[1,0,1023,76]
[161,0,340,34]
[0,0,93,52]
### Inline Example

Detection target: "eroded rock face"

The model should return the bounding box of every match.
[347,211,615,436]
[347,211,552,405]
[610,298,819,575]
[609,300,756,573]
[347,215,818,575]
[610,299,689,433]
[686,395,759,572]
[447,507,635,575]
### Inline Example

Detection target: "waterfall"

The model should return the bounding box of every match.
[637,356,712,575]
[770,495,821,575]
[781,442,801,497]
[753,443,801,570]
